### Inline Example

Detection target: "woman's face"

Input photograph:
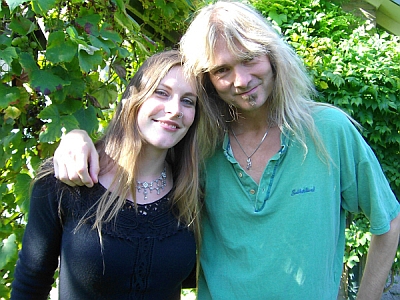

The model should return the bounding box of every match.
[137,66,197,151]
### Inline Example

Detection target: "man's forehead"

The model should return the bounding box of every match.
[210,39,243,66]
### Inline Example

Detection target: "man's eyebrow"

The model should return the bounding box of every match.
[209,64,229,72]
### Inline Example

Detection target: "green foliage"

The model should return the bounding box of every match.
[251,0,400,290]
[0,0,194,297]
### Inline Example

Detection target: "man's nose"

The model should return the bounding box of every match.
[233,66,251,88]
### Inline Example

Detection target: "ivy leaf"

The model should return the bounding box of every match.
[4,106,21,121]
[30,69,68,95]
[0,234,17,270]
[5,0,26,12]
[39,114,79,143]
[74,105,99,134]
[0,47,18,66]
[8,15,36,35]
[47,31,77,63]
[15,173,32,212]
[75,13,101,36]
[88,35,114,55]
[268,10,287,26]
[100,23,122,43]
[78,48,103,73]
[31,0,58,14]
[18,52,39,75]
[0,85,19,109]
[92,84,118,108]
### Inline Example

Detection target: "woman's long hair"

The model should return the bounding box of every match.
[91,50,219,244]
[34,50,220,260]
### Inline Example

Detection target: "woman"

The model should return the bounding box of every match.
[11,50,219,300]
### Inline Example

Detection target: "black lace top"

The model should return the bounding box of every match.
[11,175,196,300]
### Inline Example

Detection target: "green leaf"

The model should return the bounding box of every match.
[78,48,103,73]
[5,0,27,12]
[99,23,122,43]
[88,35,113,55]
[30,69,68,95]
[0,234,17,269]
[38,104,59,120]
[18,52,39,75]
[4,106,21,120]
[75,13,101,36]
[91,84,118,108]
[0,85,20,109]
[9,15,36,35]
[46,31,77,63]
[74,105,99,134]
[39,114,79,143]
[31,0,58,14]
[15,173,32,212]
[0,47,18,66]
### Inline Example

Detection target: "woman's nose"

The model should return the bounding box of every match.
[164,95,181,115]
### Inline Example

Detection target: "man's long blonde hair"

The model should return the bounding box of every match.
[180,1,347,158]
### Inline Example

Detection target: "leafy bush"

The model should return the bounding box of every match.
[0,0,192,297]
[251,0,400,293]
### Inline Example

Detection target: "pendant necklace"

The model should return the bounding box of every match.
[136,166,167,200]
[231,126,270,170]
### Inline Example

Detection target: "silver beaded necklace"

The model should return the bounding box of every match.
[136,166,167,200]
[231,127,270,170]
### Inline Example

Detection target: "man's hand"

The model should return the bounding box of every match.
[53,129,100,187]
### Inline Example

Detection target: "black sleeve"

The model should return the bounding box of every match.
[182,263,196,289]
[11,176,63,300]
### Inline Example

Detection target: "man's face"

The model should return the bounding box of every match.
[208,39,274,113]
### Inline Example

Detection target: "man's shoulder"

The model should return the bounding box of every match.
[312,105,350,123]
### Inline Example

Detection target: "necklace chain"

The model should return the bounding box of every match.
[231,127,270,170]
[136,166,167,200]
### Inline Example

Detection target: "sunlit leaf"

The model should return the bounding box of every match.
[0,234,17,269]
[78,49,103,73]
[47,31,77,63]
[30,69,69,95]
[0,85,19,109]
[5,0,26,12]
[91,84,118,108]
[9,16,36,35]
[4,106,21,120]
[74,105,100,134]
[0,47,18,66]
[31,0,58,14]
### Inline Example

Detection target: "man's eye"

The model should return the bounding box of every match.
[243,57,255,64]
[212,67,229,76]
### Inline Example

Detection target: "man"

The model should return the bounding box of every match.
[53,1,400,299]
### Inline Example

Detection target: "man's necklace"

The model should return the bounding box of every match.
[231,127,270,170]
[136,166,167,200]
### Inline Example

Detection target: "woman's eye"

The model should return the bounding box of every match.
[182,97,196,106]
[155,89,168,97]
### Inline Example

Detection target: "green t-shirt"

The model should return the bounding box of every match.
[199,107,399,300]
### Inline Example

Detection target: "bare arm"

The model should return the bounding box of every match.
[53,129,99,187]
[357,212,400,300]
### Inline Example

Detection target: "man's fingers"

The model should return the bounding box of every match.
[88,151,100,184]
